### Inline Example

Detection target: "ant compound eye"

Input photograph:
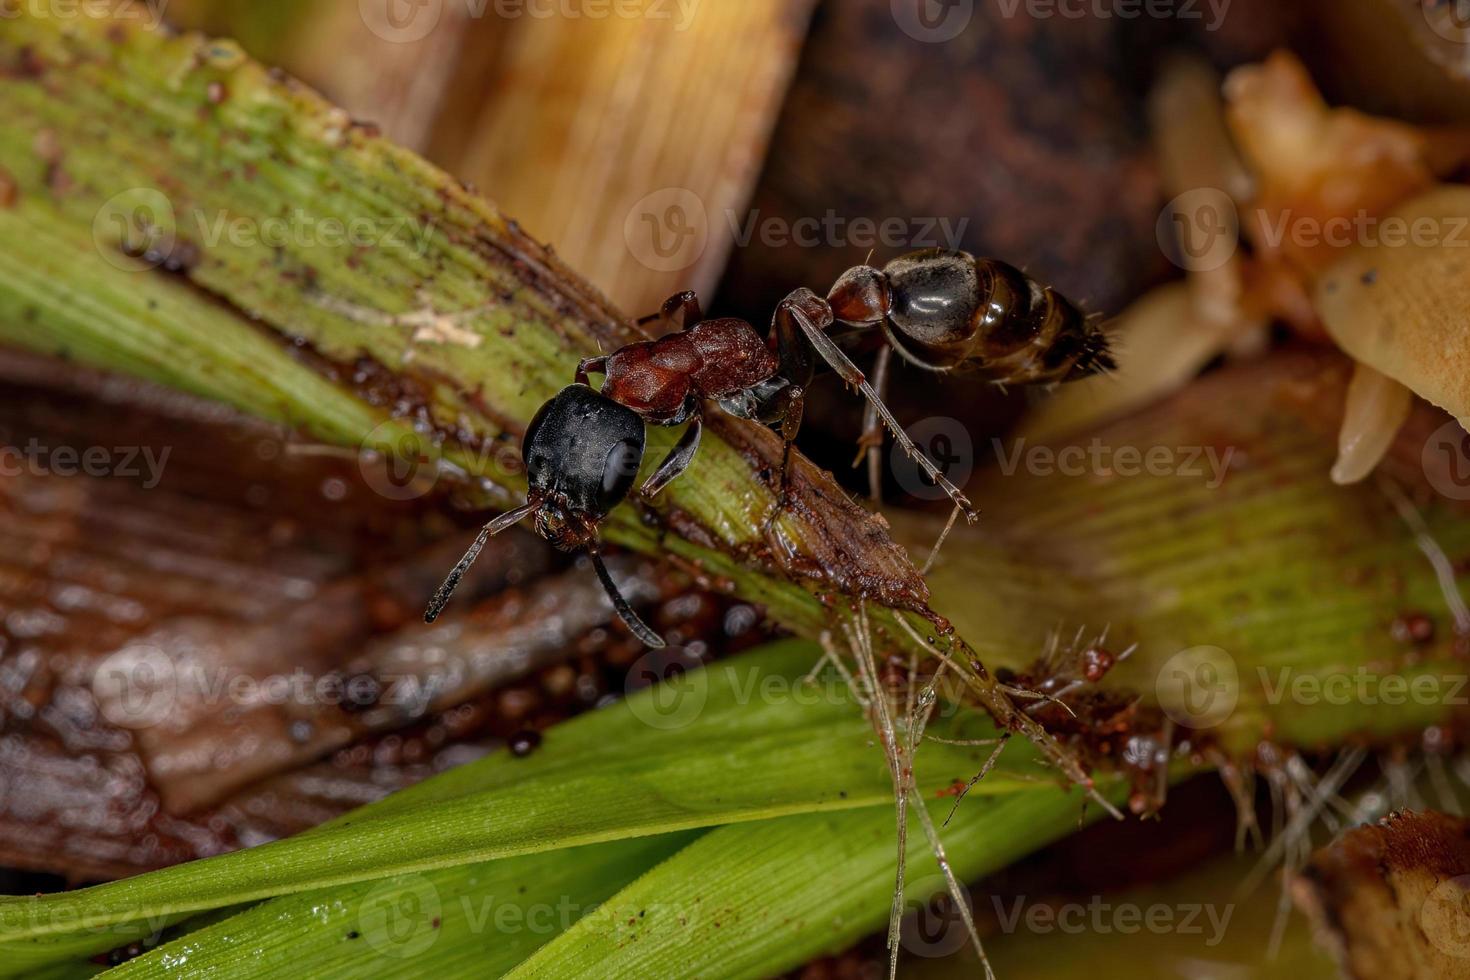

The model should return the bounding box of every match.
[597,438,643,512]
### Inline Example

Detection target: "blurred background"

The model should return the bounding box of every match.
[156,0,1470,487]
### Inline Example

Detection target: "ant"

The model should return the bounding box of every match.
[425,248,1111,645]
[423,382,665,646]
[814,248,1113,507]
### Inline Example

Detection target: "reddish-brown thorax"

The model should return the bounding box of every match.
[601,317,778,420]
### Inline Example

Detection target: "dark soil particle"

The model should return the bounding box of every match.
[508,730,542,757]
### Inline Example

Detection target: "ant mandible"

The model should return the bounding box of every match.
[424,248,1112,647]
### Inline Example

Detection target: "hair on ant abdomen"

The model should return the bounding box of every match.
[861,248,1114,384]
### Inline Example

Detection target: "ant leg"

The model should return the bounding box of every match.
[763,384,805,532]
[854,345,892,503]
[576,356,607,386]
[776,384,805,492]
[640,416,702,498]
[775,289,978,524]
[634,290,703,333]
[664,291,703,331]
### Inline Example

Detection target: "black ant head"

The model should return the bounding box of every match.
[425,384,664,647]
[523,383,645,547]
[827,264,891,326]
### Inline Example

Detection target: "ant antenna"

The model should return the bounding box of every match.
[424,502,537,623]
[589,548,666,648]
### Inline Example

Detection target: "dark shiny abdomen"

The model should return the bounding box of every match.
[883,248,1112,384]
[885,249,981,349]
